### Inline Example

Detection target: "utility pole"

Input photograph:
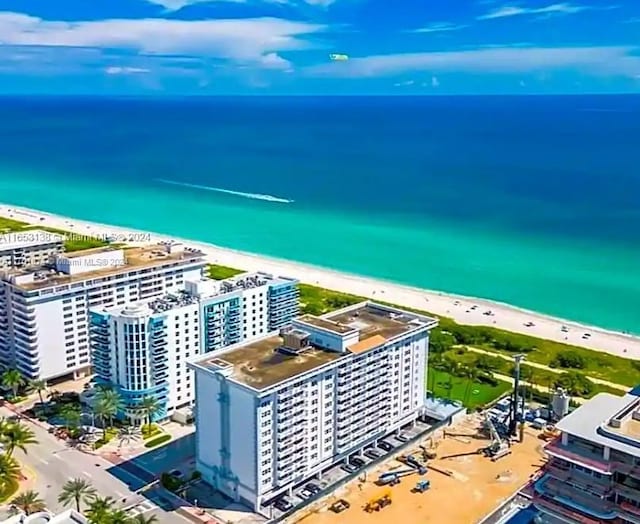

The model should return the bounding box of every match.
[510,354,525,437]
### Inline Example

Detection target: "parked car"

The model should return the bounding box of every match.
[341,463,358,473]
[364,448,382,460]
[377,440,394,452]
[396,433,410,443]
[350,457,366,468]
[305,483,321,495]
[298,487,314,500]
[274,498,293,512]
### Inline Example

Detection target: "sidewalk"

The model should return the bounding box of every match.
[491,372,587,405]
[466,346,629,391]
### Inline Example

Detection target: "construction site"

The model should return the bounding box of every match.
[290,412,548,524]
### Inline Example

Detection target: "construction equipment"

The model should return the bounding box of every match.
[413,480,431,493]
[483,413,511,461]
[377,465,426,485]
[540,425,560,441]
[420,438,440,460]
[364,491,392,512]
[330,499,350,513]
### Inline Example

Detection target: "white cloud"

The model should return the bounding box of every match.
[105,66,151,75]
[145,0,336,10]
[393,79,414,87]
[307,46,640,78]
[431,75,440,87]
[0,12,324,67]
[145,0,242,10]
[412,22,468,33]
[478,3,591,19]
[259,52,292,70]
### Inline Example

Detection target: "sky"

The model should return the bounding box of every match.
[0,0,639,94]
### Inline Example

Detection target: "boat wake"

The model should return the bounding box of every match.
[155,179,294,204]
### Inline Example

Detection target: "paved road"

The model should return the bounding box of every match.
[0,406,190,524]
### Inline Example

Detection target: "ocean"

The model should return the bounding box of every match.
[0,95,638,333]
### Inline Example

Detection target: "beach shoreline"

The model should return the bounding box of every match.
[2,202,639,361]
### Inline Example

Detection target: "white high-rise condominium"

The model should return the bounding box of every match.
[188,301,437,515]
[0,241,206,381]
[89,272,299,421]
[0,229,65,271]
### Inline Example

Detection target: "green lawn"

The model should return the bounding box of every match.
[176,263,640,392]
[206,264,245,280]
[0,216,108,252]
[428,368,511,409]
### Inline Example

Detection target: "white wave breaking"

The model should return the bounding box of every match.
[155,179,294,204]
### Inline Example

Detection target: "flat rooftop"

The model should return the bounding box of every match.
[0,229,64,251]
[296,314,356,334]
[199,335,345,390]
[325,302,425,340]
[555,390,640,458]
[2,244,205,291]
[61,246,117,259]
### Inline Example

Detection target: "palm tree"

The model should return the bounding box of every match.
[1,421,38,457]
[139,396,161,433]
[427,353,442,393]
[85,495,116,523]
[58,478,97,512]
[60,405,82,431]
[29,379,47,405]
[95,389,123,428]
[103,508,130,524]
[10,490,46,515]
[440,358,458,400]
[117,426,141,449]
[462,366,478,407]
[48,389,62,403]
[0,454,21,492]
[2,369,24,399]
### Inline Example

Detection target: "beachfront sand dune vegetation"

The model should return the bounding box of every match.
[0,216,108,252]
[206,266,637,404]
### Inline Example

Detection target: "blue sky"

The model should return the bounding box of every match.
[0,0,639,94]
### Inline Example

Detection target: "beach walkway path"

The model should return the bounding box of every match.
[467,347,628,392]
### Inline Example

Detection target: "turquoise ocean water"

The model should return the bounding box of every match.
[0,96,638,333]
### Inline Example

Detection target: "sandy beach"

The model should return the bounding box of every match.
[2,203,639,362]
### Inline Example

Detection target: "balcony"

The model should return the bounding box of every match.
[545,439,612,474]
[535,475,617,520]
[533,495,604,524]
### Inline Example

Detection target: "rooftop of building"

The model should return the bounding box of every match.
[193,301,437,390]
[554,388,640,458]
[187,271,296,300]
[1,242,205,291]
[201,334,345,389]
[0,228,65,251]
[0,509,87,524]
[60,246,118,259]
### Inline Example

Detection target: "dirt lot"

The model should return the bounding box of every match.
[292,414,547,524]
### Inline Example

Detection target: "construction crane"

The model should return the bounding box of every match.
[377,465,426,485]
[483,413,511,461]
[508,354,526,437]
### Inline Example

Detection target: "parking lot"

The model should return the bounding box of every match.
[262,418,434,520]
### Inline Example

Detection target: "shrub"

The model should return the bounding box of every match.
[191,470,202,481]
[551,350,586,370]
[160,472,183,492]
[554,371,594,396]
[145,434,171,448]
